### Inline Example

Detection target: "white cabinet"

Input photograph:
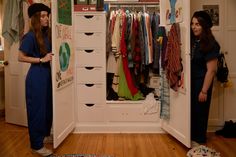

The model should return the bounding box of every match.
[74,11,161,130]
[108,102,160,122]
[74,12,106,122]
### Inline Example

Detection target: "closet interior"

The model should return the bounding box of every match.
[106,2,161,102]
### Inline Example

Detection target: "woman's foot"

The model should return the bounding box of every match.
[32,147,53,156]
[191,140,200,148]
[44,135,53,144]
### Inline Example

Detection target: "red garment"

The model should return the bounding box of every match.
[28,0,33,5]
[165,23,182,91]
[120,12,138,96]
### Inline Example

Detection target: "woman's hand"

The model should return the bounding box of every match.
[199,58,218,103]
[199,91,207,102]
[42,53,54,63]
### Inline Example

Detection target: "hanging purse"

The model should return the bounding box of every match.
[216,53,229,83]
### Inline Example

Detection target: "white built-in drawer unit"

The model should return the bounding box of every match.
[78,104,105,122]
[77,84,105,104]
[76,67,104,83]
[75,48,104,67]
[75,32,104,48]
[74,13,106,32]
[74,12,106,122]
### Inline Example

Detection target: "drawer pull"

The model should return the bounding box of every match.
[85,67,94,70]
[84,15,94,19]
[84,49,94,53]
[84,32,94,36]
[85,84,94,87]
[85,103,94,107]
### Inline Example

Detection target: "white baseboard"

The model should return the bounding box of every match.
[73,122,165,133]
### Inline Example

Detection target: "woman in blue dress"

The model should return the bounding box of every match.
[18,3,54,156]
[190,11,220,147]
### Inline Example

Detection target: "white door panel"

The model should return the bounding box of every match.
[160,0,191,148]
[52,83,75,148]
[4,42,27,126]
[51,0,75,148]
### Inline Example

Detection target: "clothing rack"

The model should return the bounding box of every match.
[107,1,159,12]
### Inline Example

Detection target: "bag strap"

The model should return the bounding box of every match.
[219,53,228,68]
[222,53,228,68]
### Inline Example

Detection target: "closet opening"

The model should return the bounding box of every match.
[105,2,161,103]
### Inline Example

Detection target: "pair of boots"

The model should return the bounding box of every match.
[215,120,236,138]
[106,73,118,100]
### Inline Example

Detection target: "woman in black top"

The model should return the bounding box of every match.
[190,11,220,146]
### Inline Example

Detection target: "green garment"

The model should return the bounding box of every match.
[118,59,144,100]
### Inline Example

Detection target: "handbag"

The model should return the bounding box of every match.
[216,53,229,83]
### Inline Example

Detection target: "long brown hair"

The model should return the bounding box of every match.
[29,12,51,55]
[190,16,219,53]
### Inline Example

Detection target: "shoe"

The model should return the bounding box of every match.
[191,141,200,148]
[44,135,53,144]
[32,147,53,156]
[215,120,236,138]
[106,87,118,100]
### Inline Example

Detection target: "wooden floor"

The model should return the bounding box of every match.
[1,118,236,157]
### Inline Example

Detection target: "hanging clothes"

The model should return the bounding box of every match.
[133,12,142,84]
[137,12,145,72]
[22,0,31,35]
[118,55,144,100]
[144,12,153,65]
[125,10,134,68]
[119,10,139,96]
[157,26,170,119]
[107,11,122,93]
[158,27,168,70]
[2,0,24,45]
[165,23,183,91]
[106,9,161,100]
[151,12,160,74]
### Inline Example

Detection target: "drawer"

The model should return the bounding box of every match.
[77,84,105,103]
[76,67,105,83]
[74,32,105,48]
[74,14,106,32]
[78,104,105,122]
[108,103,160,122]
[75,48,105,66]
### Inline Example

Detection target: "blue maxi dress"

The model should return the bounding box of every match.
[19,31,52,150]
